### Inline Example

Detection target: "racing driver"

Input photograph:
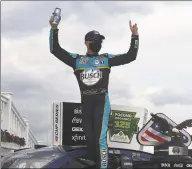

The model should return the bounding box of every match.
[49,15,139,169]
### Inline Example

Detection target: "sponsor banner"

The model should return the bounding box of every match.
[159,162,192,168]
[108,110,140,144]
[168,146,188,155]
[62,102,86,146]
[52,103,63,146]
[137,113,192,147]
[133,161,192,169]
[108,105,148,151]
[52,102,147,150]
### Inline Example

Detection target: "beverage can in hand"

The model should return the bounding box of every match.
[52,8,61,25]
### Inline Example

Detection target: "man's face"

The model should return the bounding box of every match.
[85,40,103,53]
[85,41,92,48]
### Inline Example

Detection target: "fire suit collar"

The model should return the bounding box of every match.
[86,53,99,57]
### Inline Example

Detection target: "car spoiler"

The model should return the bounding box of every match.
[14,145,48,152]
[34,144,48,149]
[14,148,30,152]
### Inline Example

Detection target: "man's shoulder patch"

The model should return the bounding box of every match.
[100,53,108,57]
[77,55,90,64]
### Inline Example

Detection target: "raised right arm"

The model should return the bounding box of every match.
[49,28,77,68]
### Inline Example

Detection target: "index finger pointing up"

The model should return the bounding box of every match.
[129,20,132,29]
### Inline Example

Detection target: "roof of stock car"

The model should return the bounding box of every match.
[13,145,87,154]
[20,145,152,155]
[11,145,192,159]
[13,145,153,157]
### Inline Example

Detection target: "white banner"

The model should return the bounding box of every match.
[52,103,63,145]
[107,105,148,151]
[51,102,147,150]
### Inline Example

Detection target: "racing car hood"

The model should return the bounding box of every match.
[1,145,67,168]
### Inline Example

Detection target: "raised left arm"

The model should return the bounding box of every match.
[108,34,139,67]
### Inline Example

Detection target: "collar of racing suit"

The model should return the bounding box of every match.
[86,53,99,56]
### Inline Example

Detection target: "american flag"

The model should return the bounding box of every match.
[140,122,189,144]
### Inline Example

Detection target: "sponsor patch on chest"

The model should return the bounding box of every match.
[79,56,90,64]
[80,67,102,86]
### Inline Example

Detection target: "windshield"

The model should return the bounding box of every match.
[1,147,63,169]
